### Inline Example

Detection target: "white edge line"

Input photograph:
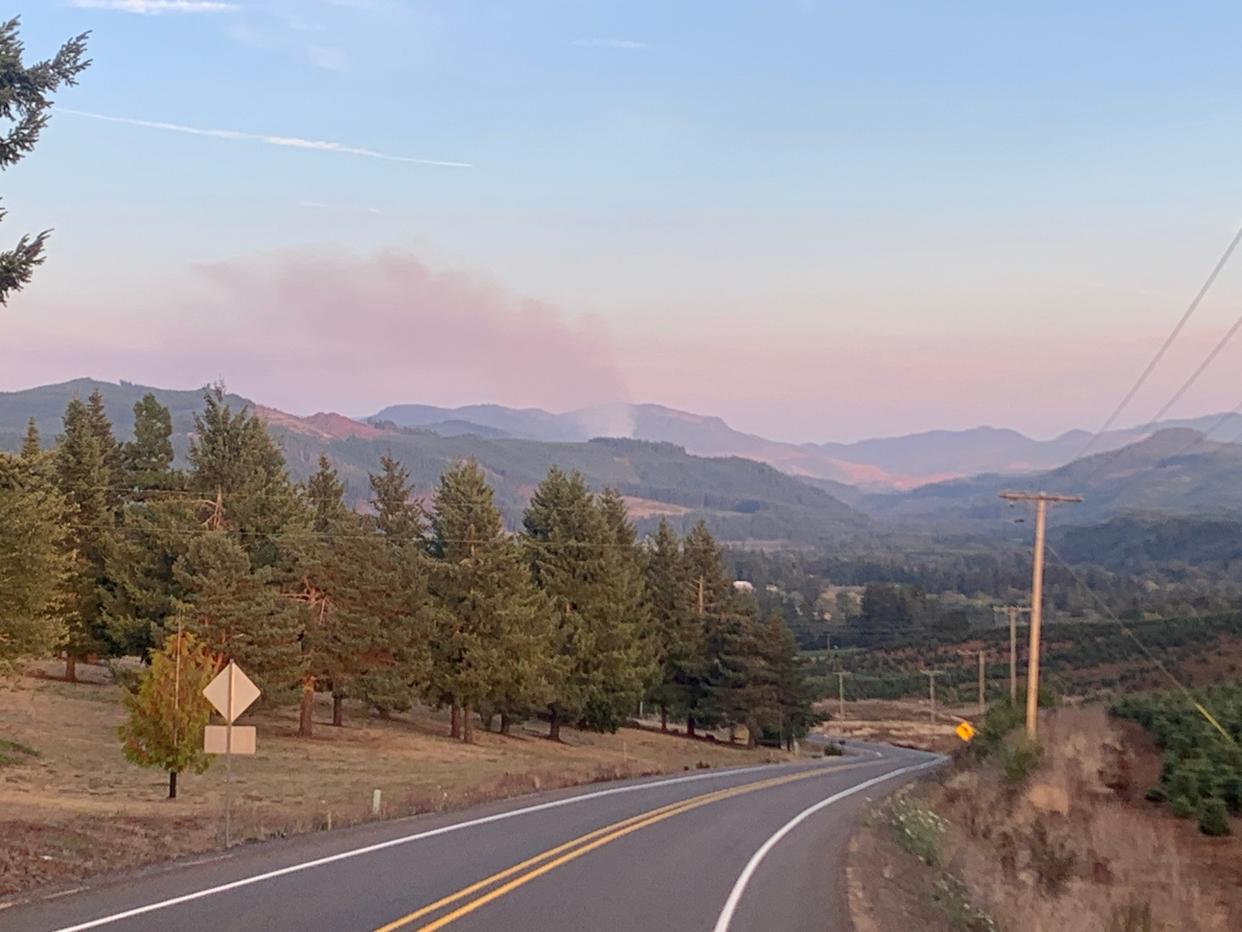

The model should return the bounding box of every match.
[49,759,823,932]
[712,759,941,932]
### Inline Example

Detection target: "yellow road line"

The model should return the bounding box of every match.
[375,760,876,932]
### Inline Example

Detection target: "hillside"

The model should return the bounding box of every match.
[0,380,869,545]
[372,399,1242,489]
[866,428,1242,527]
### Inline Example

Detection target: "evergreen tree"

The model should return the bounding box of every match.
[348,455,433,716]
[523,468,646,738]
[122,393,176,495]
[55,396,119,679]
[369,454,425,546]
[118,631,215,799]
[0,452,73,673]
[173,531,302,700]
[430,460,555,742]
[644,520,696,731]
[677,521,733,736]
[19,416,39,459]
[0,18,89,305]
[758,615,819,748]
[188,386,305,571]
[291,456,404,735]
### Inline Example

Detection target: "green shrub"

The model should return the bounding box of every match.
[822,741,844,757]
[1002,738,1043,783]
[889,794,948,866]
[1198,797,1231,836]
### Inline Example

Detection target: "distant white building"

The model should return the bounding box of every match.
[732,580,755,592]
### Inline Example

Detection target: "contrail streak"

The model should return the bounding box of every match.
[60,109,473,168]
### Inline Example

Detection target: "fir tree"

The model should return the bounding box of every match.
[19,416,39,459]
[677,521,732,736]
[173,531,302,700]
[369,454,425,546]
[0,18,90,305]
[348,455,433,716]
[430,460,555,742]
[523,469,647,738]
[644,519,696,731]
[122,393,176,495]
[118,631,215,799]
[0,452,73,673]
[55,396,119,679]
[291,456,402,735]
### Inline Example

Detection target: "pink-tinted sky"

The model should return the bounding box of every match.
[8,3,1242,442]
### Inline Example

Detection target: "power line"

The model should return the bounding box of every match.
[1043,541,1234,743]
[1077,223,1242,460]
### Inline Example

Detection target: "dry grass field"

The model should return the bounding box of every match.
[0,663,782,898]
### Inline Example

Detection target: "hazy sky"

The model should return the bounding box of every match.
[6,2,1242,442]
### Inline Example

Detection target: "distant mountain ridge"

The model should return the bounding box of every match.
[0,380,870,546]
[371,400,1242,490]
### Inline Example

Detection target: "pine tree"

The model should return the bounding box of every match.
[0,452,73,673]
[369,455,425,546]
[523,469,647,738]
[291,456,404,735]
[0,18,89,305]
[188,386,305,571]
[759,615,819,748]
[430,460,555,742]
[678,521,733,736]
[20,417,39,459]
[118,631,215,799]
[55,396,119,679]
[348,455,433,717]
[173,531,302,700]
[122,393,176,495]
[644,520,695,731]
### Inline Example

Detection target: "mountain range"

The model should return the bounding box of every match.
[5,378,1242,545]
[371,400,1242,491]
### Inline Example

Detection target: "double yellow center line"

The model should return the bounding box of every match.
[374,760,878,932]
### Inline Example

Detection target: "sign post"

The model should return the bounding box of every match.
[203,661,260,847]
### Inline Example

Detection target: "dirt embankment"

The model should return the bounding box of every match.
[0,666,781,900]
[848,705,1242,931]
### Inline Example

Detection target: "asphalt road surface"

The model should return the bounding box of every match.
[4,742,942,932]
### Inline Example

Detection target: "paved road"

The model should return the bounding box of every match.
[4,742,941,932]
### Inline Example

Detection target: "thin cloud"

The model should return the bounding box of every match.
[298,200,382,215]
[59,109,473,169]
[571,38,650,50]
[307,45,350,72]
[71,0,237,13]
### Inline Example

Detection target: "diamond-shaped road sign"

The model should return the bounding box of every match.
[955,721,977,743]
[203,661,260,723]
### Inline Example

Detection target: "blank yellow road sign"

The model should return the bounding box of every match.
[204,725,257,755]
[203,661,260,723]
[955,721,976,742]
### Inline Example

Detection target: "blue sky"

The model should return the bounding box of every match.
[6,1,1242,441]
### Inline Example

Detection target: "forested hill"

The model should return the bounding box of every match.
[0,380,870,545]
[863,428,1242,527]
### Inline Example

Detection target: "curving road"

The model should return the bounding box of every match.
[4,742,941,932]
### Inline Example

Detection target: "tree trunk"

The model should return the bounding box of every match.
[462,703,475,744]
[728,724,737,744]
[450,702,462,740]
[660,706,668,733]
[548,708,561,742]
[332,692,344,728]
[499,712,512,736]
[298,675,315,738]
[64,655,77,683]
[686,714,697,739]
[168,770,178,799]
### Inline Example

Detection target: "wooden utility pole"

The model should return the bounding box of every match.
[999,605,1030,703]
[1000,491,1082,738]
[834,671,850,721]
[922,670,943,724]
[978,650,986,715]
